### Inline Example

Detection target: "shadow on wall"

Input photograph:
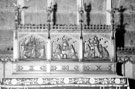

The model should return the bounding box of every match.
[116,62,123,76]
[52,3,57,25]
[129,78,135,89]
[84,2,92,25]
[116,6,128,48]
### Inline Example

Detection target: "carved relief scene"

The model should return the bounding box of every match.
[84,35,113,61]
[52,35,78,61]
[19,35,46,60]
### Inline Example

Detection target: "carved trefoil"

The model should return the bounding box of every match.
[52,35,78,60]
[19,35,46,60]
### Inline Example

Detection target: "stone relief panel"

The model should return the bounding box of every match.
[52,35,79,61]
[19,35,47,60]
[83,34,113,61]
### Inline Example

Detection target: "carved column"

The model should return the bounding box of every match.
[106,0,111,25]
[79,37,83,61]
[77,0,84,25]
[13,6,20,61]
[46,38,51,61]
[13,25,19,61]
[46,0,53,61]
[78,0,84,61]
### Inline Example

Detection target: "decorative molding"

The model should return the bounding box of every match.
[117,55,135,63]
[0,54,13,62]
[11,62,116,74]
[83,63,114,73]
[50,65,80,72]
[117,47,135,63]
[117,47,135,55]
[2,77,127,86]
[16,65,46,72]
[17,24,111,33]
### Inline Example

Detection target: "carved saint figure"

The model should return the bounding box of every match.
[84,36,109,59]
[21,36,45,59]
[53,39,77,60]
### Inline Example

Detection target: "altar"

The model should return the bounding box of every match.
[0,0,130,89]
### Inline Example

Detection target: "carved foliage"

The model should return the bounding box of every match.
[2,77,127,86]
[20,35,46,59]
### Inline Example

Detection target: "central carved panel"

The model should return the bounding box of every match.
[52,35,79,61]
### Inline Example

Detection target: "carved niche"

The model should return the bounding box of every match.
[52,35,78,60]
[84,35,110,60]
[19,35,46,60]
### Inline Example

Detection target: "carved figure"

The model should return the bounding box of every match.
[98,44,109,59]
[84,36,109,59]
[53,39,77,60]
[21,36,45,59]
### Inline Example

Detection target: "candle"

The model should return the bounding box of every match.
[106,0,111,25]
[81,0,84,8]
[47,39,51,60]
[47,0,52,7]
[79,38,83,61]
[17,0,24,6]
[13,31,19,61]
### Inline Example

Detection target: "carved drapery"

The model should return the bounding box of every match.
[52,35,78,60]
[19,35,46,59]
[84,35,111,61]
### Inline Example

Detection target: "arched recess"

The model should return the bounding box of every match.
[19,34,47,60]
[83,33,114,61]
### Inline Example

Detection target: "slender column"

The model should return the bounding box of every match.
[13,26,19,61]
[13,6,20,61]
[107,0,116,62]
[106,0,111,25]
[77,0,84,25]
[46,38,51,61]
[46,0,53,61]
[78,0,84,61]
[79,37,83,61]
